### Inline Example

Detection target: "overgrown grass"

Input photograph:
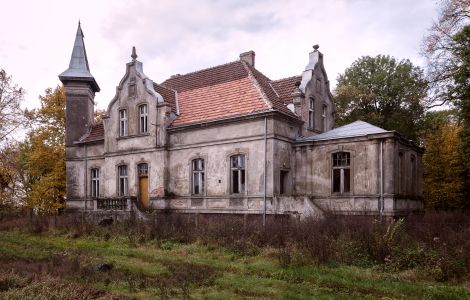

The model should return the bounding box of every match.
[0,211,470,299]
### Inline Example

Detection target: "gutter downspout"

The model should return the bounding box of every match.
[84,144,88,211]
[263,117,267,227]
[380,140,384,218]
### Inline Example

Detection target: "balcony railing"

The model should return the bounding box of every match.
[94,197,134,211]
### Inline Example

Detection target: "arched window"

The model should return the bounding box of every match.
[191,159,205,195]
[308,97,315,128]
[231,154,246,194]
[118,165,128,196]
[91,168,100,198]
[332,152,351,193]
[139,104,148,134]
[322,104,327,131]
[119,109,128,137]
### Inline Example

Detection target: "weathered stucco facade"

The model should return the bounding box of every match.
[60,24,423,219]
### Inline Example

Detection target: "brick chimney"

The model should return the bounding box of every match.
[239,50,255,67]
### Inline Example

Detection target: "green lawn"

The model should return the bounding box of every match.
[0,230,469,299]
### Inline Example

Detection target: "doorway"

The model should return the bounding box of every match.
[138,163,149,207]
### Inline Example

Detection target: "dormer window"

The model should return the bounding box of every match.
[309,98,315,129]
[119,109,128,137]
[139,104,148,134]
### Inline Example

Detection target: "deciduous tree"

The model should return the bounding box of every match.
[0,69,25,142]
[334,55,428,142]
[22,86,65,213]
[421,110,466,209]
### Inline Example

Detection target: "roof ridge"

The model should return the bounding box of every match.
[272,74,302,83]
[162,60,241,82]
[154,82,176,93]
[241,61,273,110]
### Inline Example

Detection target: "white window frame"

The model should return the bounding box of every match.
[119,109,128,137]
[191,158,205,195]
[118,165,128,196]
[322,104,327,131]
[230,154,246,194]
[91,168,100,198]
[332,152,351,194]
[139,104,148,134]
[309,98,314,128]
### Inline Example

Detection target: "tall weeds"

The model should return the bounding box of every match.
[1,210,470,281]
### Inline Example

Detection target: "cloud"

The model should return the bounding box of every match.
[0,0,438,109]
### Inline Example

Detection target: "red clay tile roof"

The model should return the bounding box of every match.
[161,61,247,92]
[244,64,297,118]
[271,75,302,105]
[79,59,302,140]
[154,83,178,113]
[161,61,300,127]
[80,122,104,143]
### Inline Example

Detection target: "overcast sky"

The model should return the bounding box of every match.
[0,0,439,110]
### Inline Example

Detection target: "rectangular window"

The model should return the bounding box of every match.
[280,170,289,195]
[118,165,128,196]
[309,98,315,128]
[192,159,205,195]
[322,105,327,131]
[91,168,100,198]
[119,109,128,137]
[316,78,321,92]
[332,152,351,194]
[128,83,136,97]
[139,104,148,134]
[231,155,245,194]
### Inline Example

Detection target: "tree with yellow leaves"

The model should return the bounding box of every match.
[21,86,66,213]
[422,110,466,209]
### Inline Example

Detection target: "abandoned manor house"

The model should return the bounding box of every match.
[60,24,423,219]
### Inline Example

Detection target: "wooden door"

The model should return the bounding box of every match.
[139,176,149,207]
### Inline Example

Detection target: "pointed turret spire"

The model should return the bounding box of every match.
[59,22,100,92]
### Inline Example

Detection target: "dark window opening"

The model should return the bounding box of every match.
[280,170,289,195]
[332,152,351,194]
[231,155,246,194]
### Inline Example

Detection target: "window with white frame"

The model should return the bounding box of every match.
[332,152,351,193]
[139,104,148,134]
[138,163,148,177]
[231,154,246,194]
[322,105,327,131]
[119,109,128,137]
[118,165,128,196]
[309,97,315,128]
[91,168,100,198]
[191,158,205,195]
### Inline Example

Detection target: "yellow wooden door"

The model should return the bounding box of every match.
[139,177,149,207]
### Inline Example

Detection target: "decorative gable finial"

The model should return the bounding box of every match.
[313,44,319,51]
[131,46,137,61]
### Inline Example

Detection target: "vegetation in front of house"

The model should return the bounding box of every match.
[1,212,470,299]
